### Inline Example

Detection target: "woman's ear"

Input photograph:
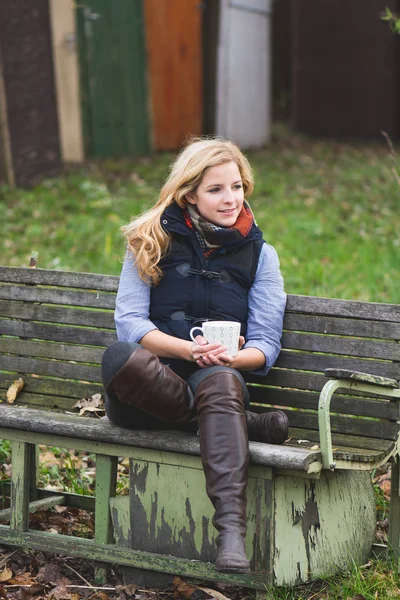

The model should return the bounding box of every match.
[186,192,197,205]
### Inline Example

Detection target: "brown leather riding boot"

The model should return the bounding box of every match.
[195,371,250,573]
[246,410,289,444]
[105,347,195,424]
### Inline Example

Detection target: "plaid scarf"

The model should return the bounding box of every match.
[185,202,255,252]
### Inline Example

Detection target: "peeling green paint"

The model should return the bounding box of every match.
[274,470,376,586]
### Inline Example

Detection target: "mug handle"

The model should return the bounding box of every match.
[189,326,204,342]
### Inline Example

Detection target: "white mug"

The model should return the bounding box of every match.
[189,321,241,357]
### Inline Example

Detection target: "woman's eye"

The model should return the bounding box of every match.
[233,184,242,190]
[209,187,220,193]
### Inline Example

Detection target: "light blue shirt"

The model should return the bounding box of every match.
[115,243,287,376]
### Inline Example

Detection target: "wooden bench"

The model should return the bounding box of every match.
[0,265,399,590]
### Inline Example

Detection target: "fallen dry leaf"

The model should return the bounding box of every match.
[89,593,111,600]
[0,569,12,583]
[311,444,319,450]
[173,577,214,600]
[6,378,24,404]
[48,579,73,600]
[0,584,7,599]
[73,394,105,416]
[198,588,232,600]
[10,572,38,586]
[115,584,137,597]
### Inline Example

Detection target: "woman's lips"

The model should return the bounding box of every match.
[218,208,236,214]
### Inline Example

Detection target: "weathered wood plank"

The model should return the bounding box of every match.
[0,301,115,328]
[0,355,102,383]
[95,454,118,555]
[275,351,399,379]
[286,295,400,323]
[287,426,395,453]
[1,339,104,364]
[325,369,399,388]
[246,369,326,390]
[283,313,400,341]
[0,267,119,291]
[248,387,400,420]
[10,441,31,532]
[281,409,397,440]
[0,406,319,471]
[281,332,400,361]
[0,527,266,588]
[0,391,92,410]
[247,370,394,401]
[0,320,116,346]
[35,489,95,511]
[0,494,65,521]
[0,285,115,309]
[0,374,101,399]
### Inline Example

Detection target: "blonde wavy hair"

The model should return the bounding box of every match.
[122,137,254,285]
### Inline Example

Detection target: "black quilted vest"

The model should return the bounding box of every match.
[150,203,264,340]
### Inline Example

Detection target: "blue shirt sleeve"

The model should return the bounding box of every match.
[244,243,287,376]
[114,252,158,343]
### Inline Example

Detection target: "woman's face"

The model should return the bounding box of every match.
[187,161,244,227]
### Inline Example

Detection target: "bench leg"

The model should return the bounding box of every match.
[389,456,400,569]
[11,441,35,533]
[94,454,118,584]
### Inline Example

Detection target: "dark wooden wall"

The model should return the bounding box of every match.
[0,0,61,186]
[272,0,292,121]
[292,0,400,139]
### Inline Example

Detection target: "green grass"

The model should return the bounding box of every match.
[268,558,400,599]
[1,126,399,303]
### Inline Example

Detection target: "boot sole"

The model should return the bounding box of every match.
[215,565,251,573]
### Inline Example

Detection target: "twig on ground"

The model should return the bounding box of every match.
[63,562,94,589]
[0,550,18,569]
[3,584,170,593]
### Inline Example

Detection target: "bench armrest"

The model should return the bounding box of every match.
[318,372,400,470]
[325,368,399,389]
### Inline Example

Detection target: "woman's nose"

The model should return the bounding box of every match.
[223,188,235,203]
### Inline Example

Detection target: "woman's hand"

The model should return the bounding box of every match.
[194,336,245,368]
[190,335,227,367]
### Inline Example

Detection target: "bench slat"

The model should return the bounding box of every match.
[276,351,399,379]
[270,408,397,440]
[283,313,400,341]
[286,428,395,463]
[4,392,82,410]
[287,426,396,455]
[0,267,119,291]
[0,301,115,329]
[0,339,104,364]
[0,285,115,309]
[0,373,101,399]
[0,406,321,471]
[249,387,400,420]
[0,355,101,383]
[0,320,116,346]
[247,370,394,400]
[286,295,400,323]
[282,332,400,361]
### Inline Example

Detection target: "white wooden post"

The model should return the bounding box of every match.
[216,0,273,148]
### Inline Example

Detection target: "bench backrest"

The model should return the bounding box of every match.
[1,267,399,444]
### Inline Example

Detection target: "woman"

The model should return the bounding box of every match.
[101,137,288,574]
